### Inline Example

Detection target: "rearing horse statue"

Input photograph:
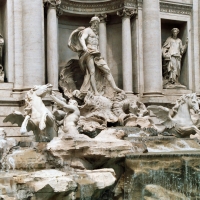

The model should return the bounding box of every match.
[147,93,200,137]
[4,84,57,142]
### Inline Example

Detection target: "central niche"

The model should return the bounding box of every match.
[161,19,188,89]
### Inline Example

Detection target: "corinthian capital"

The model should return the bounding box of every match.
[44,0,63,16]
[117,8,137,18]
[44,0,61,7]
[97,14,107,23]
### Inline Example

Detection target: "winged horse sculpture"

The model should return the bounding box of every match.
[147,93,200,137]
[3,84,57,141]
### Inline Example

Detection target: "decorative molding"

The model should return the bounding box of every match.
[160,1,192,16]
[61,0,123,14]
[124,0,137,8]
[60,0,138,15]
[117,8,137,18]
[44,0,63,16]
[137,0,143,8]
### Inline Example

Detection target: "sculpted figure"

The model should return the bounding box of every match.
[68,16,122,96]
[162,28,188,89]
[0,129,17,171]
[3,84,57,141]
[112,92,150,128]
[147,93,200,138]
[50,93,80,136]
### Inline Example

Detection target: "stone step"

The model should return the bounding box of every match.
[0,90,13,97]
[0,83,13,90]
[0,83,14,97]
[163,88,192,96]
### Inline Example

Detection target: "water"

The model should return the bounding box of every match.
[124,153,200,199]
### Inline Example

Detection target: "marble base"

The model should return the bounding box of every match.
[163,82,187,89]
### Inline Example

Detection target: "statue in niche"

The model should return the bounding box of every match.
[67,16,122,97]
[3,84,57,142]
[162,28,188,89]
[0,34,4,82]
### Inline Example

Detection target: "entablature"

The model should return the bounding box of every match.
[60,0,193,16]
[60,0,138,15]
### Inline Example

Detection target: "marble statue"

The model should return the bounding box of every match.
[77,91,118,136]
[50,92,80,136]
[0,34,4,82]
[147,93,200,137]
[112,92,150,128]
[162,28,188,89]
[0,129,17,171]
[68,16,122,96]
[3,84,57,141]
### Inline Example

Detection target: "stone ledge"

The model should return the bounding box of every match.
[0,82,14,90]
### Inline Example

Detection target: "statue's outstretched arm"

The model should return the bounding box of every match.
[50,94,75,112]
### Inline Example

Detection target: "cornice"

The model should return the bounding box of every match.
[160,1,192,15]
[60,0,192,16]
[61,0,123,14]
[60,0,139,15]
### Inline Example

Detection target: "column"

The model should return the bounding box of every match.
[98,14,107,61]
[5,0,14,83]
[117,8,135,93]
[23,0,45,89]
[46,0,61,91]
[142,0,163,95]
[13,0,23,90]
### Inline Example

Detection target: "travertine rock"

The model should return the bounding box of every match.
[47,129,133,168]
[143,184,189,200]
[4,148,46,170]
[11,168,116,200]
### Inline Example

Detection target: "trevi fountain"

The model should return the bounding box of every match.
[0,0,200,199]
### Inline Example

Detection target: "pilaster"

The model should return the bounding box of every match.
[22,0,45,89]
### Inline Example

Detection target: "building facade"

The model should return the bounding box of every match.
[0,0,199,134]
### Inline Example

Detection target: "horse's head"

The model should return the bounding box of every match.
[33,83,53,98]
[186,93,199,114]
